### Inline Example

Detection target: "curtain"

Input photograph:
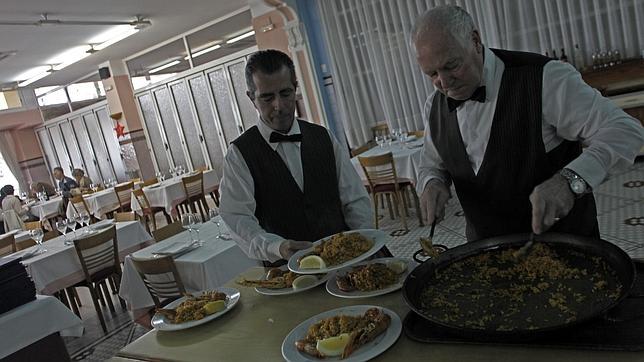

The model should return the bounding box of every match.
[319,0,644,147]
[0,131,28,194]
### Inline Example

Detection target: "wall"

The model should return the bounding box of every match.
[0,108,48,186]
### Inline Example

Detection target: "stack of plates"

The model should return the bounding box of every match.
[0,256,36,314]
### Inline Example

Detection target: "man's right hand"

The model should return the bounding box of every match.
[279,240,311,259]
[420,178,451,225]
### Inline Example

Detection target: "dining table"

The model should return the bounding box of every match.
[13,220,153,295]
[28,196,64,221]
[130,170,219,217]
[65,188,122,220]
[351,137,424,185]
[115,265,644,362]
[119,218,260,319]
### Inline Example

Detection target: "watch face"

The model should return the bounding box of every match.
[571,179,586,194]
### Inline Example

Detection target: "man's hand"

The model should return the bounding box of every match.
[420,179,451,225]
[279,240,311,259]
[529,173,574,234]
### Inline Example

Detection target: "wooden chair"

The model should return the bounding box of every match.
[194,166,220,206]
[0,234,16,256]
[114,181,135,212]
[15,238,36,251]
[69,195,91,217]
[130,255,186,308]
[358,152,423,230]
[43,230,59,242]
[142,177,159,188]
[114,212,136,222]
[179,171,209,220]
[151,221,184,242]
[371,123,390,139]
[24,221,42,231]
[70,226,125,333]
[409,130,425,138]
[350,140,376,157]
[133,189,172,233]
[195,165,209,172]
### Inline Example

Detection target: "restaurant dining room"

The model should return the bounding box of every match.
[0,0,643,361]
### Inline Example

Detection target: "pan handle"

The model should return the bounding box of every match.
[602,298,644,323]
[413,244,448,263]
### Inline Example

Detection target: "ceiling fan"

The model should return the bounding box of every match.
[0,14,151,29]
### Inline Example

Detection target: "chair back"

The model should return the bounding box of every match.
[114,182,134,211]
[73,225,119,282]
[195,166,209,172]
[371,123,389,139]
[15,238,36,251]
[181,172,204,199]
[152,221,184,242]
[0,234,16,256]
[350,140,376,157]
[358,152,400,190]
[3,210,25,232]
[142,178,158,188]
[114,212,136,222]
[409,130,424,138]
[43,230,59,242]
[130,255,186,308]
[69,195,91,216]
[24,221,42,231]
[132,189,151,210]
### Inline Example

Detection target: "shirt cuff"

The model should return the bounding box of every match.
[416,174,452,196]
[266,236,286,262]
[564,154,607,190]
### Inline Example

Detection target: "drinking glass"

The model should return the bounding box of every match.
[30,229,45,253]
[181,214,194,242]
[384,134,393,147]
[68,215,79,239]
[20,191,27,200]
[190,214,202,246]
[80,212,91,233]
[375,135,385,148]
[208,207,230,240]
[56,220,70,245]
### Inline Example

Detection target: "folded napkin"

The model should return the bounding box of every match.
[153,241,196,257]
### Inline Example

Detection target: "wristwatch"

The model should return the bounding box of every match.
[559,168,591,197]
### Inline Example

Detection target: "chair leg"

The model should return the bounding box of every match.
[163,211,172,225]
[89,285,108,334]
[108,275,118,295]
[372,193,380,229]
[66,287,81,318]
[410,187,424,226]
[101,281,116,313]
[394,191,408,230]
[385,194,395,219]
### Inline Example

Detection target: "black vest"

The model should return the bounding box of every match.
[232,120,348,244]
[429,48,598,241]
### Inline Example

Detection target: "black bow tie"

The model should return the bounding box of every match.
[269,132,302,143]
[447,86,486,112]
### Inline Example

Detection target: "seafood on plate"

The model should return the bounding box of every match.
[335,262,406,292]
[156,291,227,324]
[237,268,301,289]
[301,232,374,268]
[295,307,391,359]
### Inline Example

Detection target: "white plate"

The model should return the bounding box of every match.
[287,229,388,275]
[254,266,329,296]
[281,305,401,362]
[326,258,413,299]
[151,287,240,331]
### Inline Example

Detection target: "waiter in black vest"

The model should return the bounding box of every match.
[412,6,643,241]
[219,49,375,266]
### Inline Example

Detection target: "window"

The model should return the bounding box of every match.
[0,153,21,194]
[0,90,22,110]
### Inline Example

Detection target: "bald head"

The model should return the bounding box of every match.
[411,5,476,47]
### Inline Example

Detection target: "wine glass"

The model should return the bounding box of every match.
[80,212,91,234]
[20,191,27,201]
[56,220,70,245]
[190,214,202,246]
[384,134,393,147]
[375,135,385,148]
[181,214,194,242]
[208,207,230,240]
[68,215,79,239]
[30,229,45,253]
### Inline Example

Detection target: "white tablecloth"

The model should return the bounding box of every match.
[0,295,83,359]
[351,138,424,185]
[65,188,121,220]
[29,197,63,220]
[15,220,153,294]
[131,170,219,216]
[119,218,259,319]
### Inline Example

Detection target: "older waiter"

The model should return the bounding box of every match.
[413,5,644,241]
[220,49,377,267]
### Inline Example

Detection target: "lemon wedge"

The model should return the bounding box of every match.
[299,255,326,269]
[203,300,226,315]
[387,260,408,274]
[291,275,318,290]
[316,333,351,357]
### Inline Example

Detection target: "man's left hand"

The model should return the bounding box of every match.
[529,173,574,234]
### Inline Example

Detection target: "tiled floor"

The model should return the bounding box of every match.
[64,158,643,360]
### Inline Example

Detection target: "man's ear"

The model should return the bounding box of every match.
[471,30,482,53]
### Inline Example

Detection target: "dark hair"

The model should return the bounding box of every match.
[72,168,84,177]
[1,185,14,195]
[245,49,296,97]
[53,166,63,173]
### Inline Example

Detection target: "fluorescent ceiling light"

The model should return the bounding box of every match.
[93,26,139,50]
[226,30,255,44]
[149,60,181,74]
[184,44,221,60]
[18,71,49,87]
[15,66,50,82]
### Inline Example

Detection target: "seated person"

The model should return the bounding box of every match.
[72,168,93,192]
[1,185,38,222]
[52,167,79,198]
[29,181,57,199]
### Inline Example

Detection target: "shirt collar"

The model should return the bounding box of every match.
[256,118,300,151]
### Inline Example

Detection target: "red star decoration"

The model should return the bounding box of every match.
[114,122,126,138]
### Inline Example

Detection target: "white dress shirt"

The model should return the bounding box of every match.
[220,118,373,262]
[418,46,644,194]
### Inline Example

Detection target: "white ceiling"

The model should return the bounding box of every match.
[0,0,249,88]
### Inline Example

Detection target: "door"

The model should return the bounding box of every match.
[69,116,103,184]
[82,112,116,183]
[36,129,58,182]
[47,125,72,175]
[169,80,207,169]
[153,86,187,170]
[59,120,85,171]
[227,59,257,131]
[95,107,127,181]
[207,67,242,144]
[137,92,170,176]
